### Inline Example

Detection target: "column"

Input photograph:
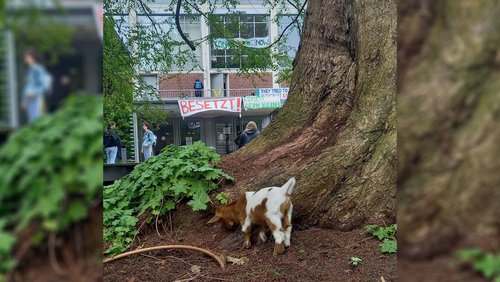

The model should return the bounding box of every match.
[199,3,211,97]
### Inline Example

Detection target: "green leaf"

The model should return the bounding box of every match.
[473,254,500,279]
[350,257,362,266]
[0,232,16,253]
[380,239,397,253]
[66,201,88,222]
[458,248,483,261]
[365,224,379,232]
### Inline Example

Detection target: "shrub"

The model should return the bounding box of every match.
[103,141,232,256]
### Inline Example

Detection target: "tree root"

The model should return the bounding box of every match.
[103,245,226,269]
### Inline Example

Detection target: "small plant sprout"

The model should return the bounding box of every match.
[350,256,362,266]
[215,192,230,205]
[457,248,500,281]
[365,224,397,254]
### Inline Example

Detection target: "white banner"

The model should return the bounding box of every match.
[213,37,270,50]
[257,88,289,105]
[178,97,242,117]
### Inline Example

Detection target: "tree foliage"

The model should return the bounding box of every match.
[104,15,167,146]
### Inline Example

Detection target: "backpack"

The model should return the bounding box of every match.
[194,80,203,89]
[37,66,53,96]
[42,71,53,96]
[152,133,157,147]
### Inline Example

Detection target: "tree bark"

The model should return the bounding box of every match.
[398,0,500,259]
[221,0,397,230]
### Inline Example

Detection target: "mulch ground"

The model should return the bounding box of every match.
[398,256,486,282]
[8,204,103,282]
[398,235,498,282]
[103,210,397,282]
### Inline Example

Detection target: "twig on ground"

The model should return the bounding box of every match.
[164,255,195,266]
[200,275,232,281]
[104,245,225,269]
[174,273,201,282]
[140,254,162,261]
[344,237,373,249]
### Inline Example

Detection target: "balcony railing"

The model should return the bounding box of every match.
[159,88,258,99]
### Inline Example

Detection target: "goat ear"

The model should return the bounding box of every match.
[207,216,221,225]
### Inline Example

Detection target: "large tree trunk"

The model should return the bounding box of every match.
[398,0,500,259]
[221,0,397,230]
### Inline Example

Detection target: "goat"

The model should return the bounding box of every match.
[207,177,296,256]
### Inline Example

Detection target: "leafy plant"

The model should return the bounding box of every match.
[365,224,397,254]
[458,248,500,281]
[103,141,232,256]
[215,192,230,205]
[0,95,102,275]
[350,256,362,266]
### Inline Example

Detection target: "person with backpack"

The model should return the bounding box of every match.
[20,48,52,123]
[235,121,260,149]
[104,122,122,164]
[141,122,155,161]
[194,79,204,97]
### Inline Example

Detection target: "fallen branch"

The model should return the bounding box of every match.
[103,245,225,269]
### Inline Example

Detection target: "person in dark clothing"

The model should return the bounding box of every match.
[194,79,204,97]
[104,121,122,164]
[235,121,259,148]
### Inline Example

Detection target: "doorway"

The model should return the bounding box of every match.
[215,119,235,155]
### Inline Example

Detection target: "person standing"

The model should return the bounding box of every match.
[236,121,260,148]
[21,48,51,123]
[141,122,155,161]
[104,122,122,164]
[194,79,204,97]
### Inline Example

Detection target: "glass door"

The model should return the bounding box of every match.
[216,119,235,155]
[180,120,201,146]
[154,123,175,155]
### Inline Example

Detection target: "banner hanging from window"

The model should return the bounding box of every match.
[213,37,270,49]
[243,95,282,110]
[256,88,289,105]
[178,97,242,118]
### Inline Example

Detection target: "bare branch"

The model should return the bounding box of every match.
[175,0,196,51]
[266,0,307,49]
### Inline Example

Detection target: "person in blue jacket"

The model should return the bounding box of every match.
[194,79,204,97]
[141,122,155,161]
[21,48,48,123]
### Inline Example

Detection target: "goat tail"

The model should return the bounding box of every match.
[282,177,297,195]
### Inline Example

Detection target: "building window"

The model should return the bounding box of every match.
[180,120,201,146]
[210,15,270,69]
[112,14,202,72]
[141,74,158,90]
[278,15,301,61]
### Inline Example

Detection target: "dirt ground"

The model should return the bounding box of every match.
[8,204,103,282]
[103,208,396,282]
[398,256,485,282]
[398,235,498,282]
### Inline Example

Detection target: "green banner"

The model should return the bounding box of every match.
[243,96,282,110]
